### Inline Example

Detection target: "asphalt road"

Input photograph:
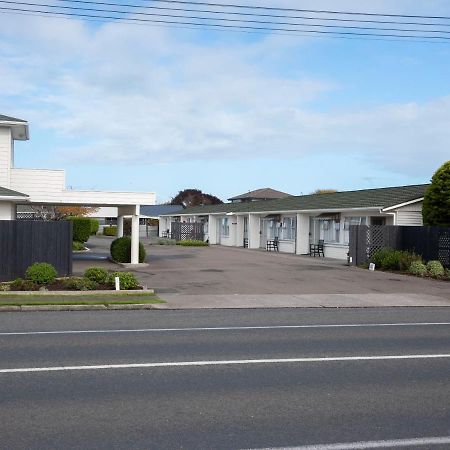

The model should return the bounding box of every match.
[1,308,450,449]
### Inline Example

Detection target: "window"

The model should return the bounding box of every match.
[343,216,366,244]
[221,217,229,237]
[280,217,296,240]
[319,219,340,243]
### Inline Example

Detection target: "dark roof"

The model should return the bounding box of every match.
[163,184,428,216]
[0,114,27,123]
[0,186,29,198]
[140,204,184,217]
[228,187,291,201]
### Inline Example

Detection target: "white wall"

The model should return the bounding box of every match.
[0,128,12,187]
[0,202,15,219]
[395,202,423,226]
[248,214,260,249]
[10,168,65,201]
[86,206,118,219]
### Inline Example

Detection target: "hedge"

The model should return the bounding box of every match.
[90,218,99,235]
[103,226,117,236]
[67,217,92,243]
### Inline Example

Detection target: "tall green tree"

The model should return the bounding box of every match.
[422,160,450,226]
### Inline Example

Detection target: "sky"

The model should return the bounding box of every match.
[1,0,450,203]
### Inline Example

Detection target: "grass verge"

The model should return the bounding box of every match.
[0,292,163,306]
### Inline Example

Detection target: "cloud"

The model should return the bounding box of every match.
[0,0,449,179]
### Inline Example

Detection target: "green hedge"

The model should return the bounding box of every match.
[67,217,92,243]
[110,236,146,263]
[90,219,99,235]
[25,262,57,285]
[103,226,117,236]
[176,239,209,247]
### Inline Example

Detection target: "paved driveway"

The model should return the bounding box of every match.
[74,238,450,308]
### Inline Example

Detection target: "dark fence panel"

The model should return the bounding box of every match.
[350,225,450,268]
[171,222,204,241]
[0,220,73,281]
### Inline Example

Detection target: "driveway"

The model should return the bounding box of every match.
[73,238,450,308]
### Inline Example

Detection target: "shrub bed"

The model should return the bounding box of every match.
[108,272,139,290]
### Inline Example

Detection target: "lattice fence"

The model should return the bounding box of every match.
[170,222,204,241]
[349,225,450,268]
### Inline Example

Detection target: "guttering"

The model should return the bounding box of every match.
[203,207,383,216]
[0,195,29,202]
[382,197,424,212]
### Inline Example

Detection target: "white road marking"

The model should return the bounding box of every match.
[1,322,450,336]
[1,353,450,374]
[254,435,450,449]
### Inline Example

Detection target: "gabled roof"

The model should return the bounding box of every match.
[163,184,428,216]
[140,204,184,217]
[0,114,27,123]
[0,114,29,140]
[0,186,29,199]
[228,187,291,201]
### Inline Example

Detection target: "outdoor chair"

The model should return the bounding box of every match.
[266,236,279,252]
[309,239,324,257]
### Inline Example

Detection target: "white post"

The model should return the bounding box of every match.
[296,213,310,255]
[117,215,124,237]
[131,212,140,264]
[248,214,260,249]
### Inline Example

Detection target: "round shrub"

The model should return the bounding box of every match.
[398,251,422,272]
[25,263,57,285]
[108,272,140,290]
[426,260,445,278]
[110,237,146,263]
[409,261,427,277]
[84,267,109,284]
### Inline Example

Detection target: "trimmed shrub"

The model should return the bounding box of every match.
[9,277,38,291]
[72,241,86,251]
[90,219,99,235]
[176,239,209,247]
[67,217,92,243]
[110,236,146,263]
[25,263,57,285]
[103,226,117,236]
[371,247,401,270]
[63,277,99,291]
[84,267,109,284]
[409,261,427,277]
[427,260,445,278]
[108,271,140,290]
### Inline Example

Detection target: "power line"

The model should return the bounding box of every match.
[126,0,450,20]
[1,5,449,40]
[2,0,450,35]
[47,0,450,27]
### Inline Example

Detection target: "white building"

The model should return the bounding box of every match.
[0,114,155,264]
[160,184,427,260]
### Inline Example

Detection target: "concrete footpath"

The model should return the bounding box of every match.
[155,292,450,309]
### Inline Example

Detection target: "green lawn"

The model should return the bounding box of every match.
[0,292,163,306]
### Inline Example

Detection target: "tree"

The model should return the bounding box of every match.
[31,205,99,220]
[169,189,223,208]
[422,160,450,227]
[311,189,337,194]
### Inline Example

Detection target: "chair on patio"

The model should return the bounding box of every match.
[266,236,279,252]
[309,239,324,257]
